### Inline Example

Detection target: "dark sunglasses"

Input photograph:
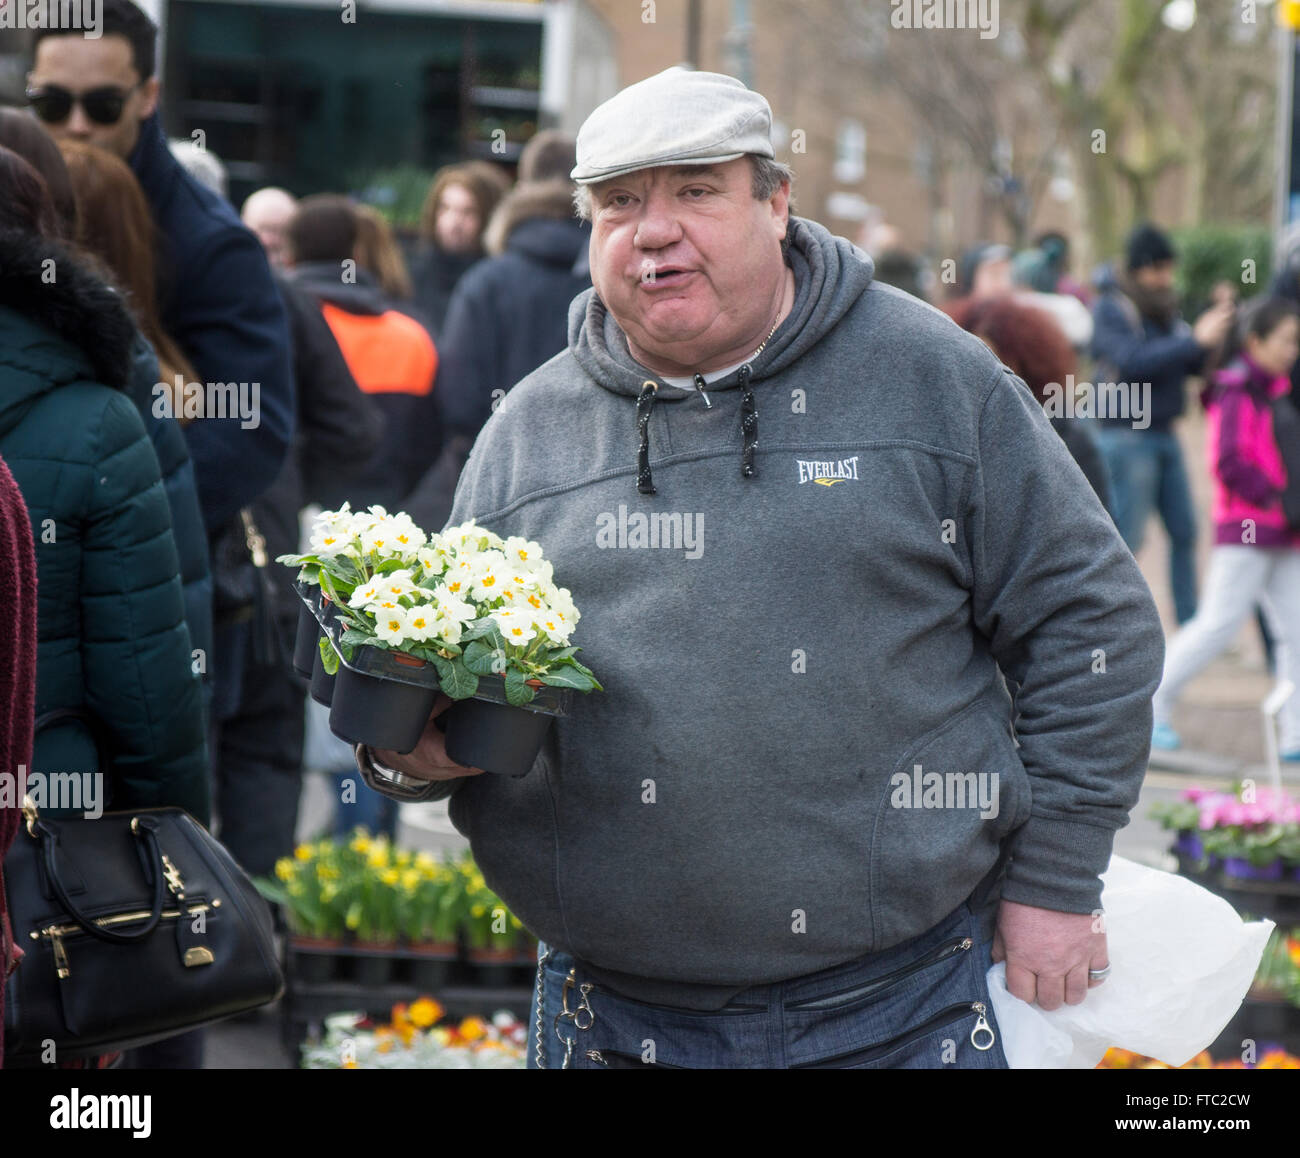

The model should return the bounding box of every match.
[26,84,140,126]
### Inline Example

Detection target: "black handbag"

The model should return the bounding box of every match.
[1,795,283,1063]
[212,509,285,667]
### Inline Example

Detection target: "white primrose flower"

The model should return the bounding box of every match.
[349,580,382,609]
[403,605,438,642]
[415,545,450,580]
[376,571,417,601]
[532,609,571,645]
[502,536,545,569]
[468,550,509,602]
[493,607,536,646]
[432,611,464,647]
[310,505,357,556]
[374,605,411,646]
[361,516,402,556]
[389,514,427,555]
[550,586,580,627]
[432,588,476,624]
[437,575,472,603]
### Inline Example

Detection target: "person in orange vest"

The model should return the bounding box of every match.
[285,195,441,512]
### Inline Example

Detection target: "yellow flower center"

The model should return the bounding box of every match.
[387,620,400,631]
[482,575,496,587]
[510,627,525,637]
[527,595,541,608]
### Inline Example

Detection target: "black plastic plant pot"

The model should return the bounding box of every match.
[443,676,570,777]
[407,951,457,992]
[293,602,320,680]
[351,949,396,988]
[310,647,336,707]
[289,938,342,984]
[328,662,439,754]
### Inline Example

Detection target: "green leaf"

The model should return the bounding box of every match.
[457,621,496,647]
[504,667,535,706]
[338,628,374,648]
[537,666,595,692]
[374,558,409,575]
[463,638,506,676]
[318,635,339,675]
[542,645,579,662]
[438,659,479,700]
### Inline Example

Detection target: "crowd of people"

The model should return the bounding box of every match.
[872,225,1300,764]
[0,0,1296,1071]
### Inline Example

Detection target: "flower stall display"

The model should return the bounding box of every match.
[456,852,538,984]
[1152,786,1300,882]
[1253,927,1300,1009]
[301,999,526,1069]
[279,505,602,771]
[1098,1047,1300,1069]
[256,832,535,989]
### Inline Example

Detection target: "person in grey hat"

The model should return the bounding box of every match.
[357,67,1164,1069]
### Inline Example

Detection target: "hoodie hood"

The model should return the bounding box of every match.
[566,216,874,493]
[0,228,137,435]
[290,262,389,316]
[485,178,589,263]
[569,215,874,402]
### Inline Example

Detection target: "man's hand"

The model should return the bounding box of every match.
[1192,300,1234,350]
[991,898,1108,1011]
[371,694,486,782]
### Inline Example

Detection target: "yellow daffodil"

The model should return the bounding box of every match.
[274,859,294,881]
[294,844,314,861]
[380,867,401,886]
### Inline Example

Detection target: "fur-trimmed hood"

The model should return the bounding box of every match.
[0,227,137,410]
[484,179,588,261]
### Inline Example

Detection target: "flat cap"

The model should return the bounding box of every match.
[571,67,774,186]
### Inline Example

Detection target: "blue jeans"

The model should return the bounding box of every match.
[527,900,1008,1069]
[1095,425,1198,623]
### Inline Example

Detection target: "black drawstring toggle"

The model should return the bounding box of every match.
[636,380,657,494]
[739,363,759,479]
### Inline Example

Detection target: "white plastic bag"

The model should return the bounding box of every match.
[987,854,1275,1068]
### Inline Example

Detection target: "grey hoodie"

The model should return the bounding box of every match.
[435,216,1165,1009]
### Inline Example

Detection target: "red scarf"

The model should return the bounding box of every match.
[0,453,38,1069]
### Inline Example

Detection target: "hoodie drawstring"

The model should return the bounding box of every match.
[636,380,657,494]
[739,363,759,479]
[633,369,760,493]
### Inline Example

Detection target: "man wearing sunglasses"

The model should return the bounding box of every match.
[28,0,293,535]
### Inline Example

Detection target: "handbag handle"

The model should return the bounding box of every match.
[29,812,168,943]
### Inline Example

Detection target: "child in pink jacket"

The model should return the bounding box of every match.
[1152,298,1300,759]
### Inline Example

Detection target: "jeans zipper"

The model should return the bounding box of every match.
[785,935,973,1011]
[792,1000,995,1068]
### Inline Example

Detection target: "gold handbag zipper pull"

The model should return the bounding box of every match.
[50,930,70,979]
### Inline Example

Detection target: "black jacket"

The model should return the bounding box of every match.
[409,244,482,340]
[250,275,385,621]
[128,112,295,530]
[404,181,590,530]
[0,228,209,823]
[288,263,440,513]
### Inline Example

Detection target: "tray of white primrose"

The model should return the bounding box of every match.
[281,505,601,777]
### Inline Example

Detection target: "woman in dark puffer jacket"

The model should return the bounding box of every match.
[0,145,209,824]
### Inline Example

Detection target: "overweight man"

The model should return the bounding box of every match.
[356,68,1165,1069]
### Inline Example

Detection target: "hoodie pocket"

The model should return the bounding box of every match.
[869,696,1030,951]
